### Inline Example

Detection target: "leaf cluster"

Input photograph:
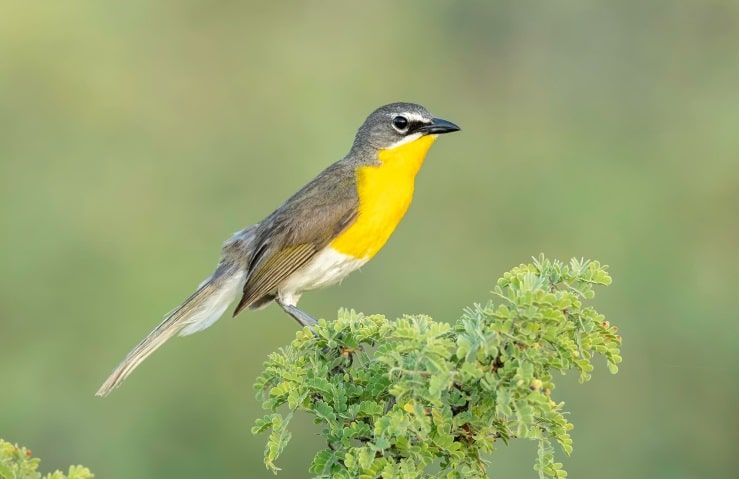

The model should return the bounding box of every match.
[0,439,93,479]
[253,256,621,478]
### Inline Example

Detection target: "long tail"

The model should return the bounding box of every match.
[95,226,257,397]
[95,264,246,397]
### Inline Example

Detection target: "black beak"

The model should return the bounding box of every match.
[417,117,461,135]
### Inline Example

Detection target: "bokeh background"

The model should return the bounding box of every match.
[1,1,737,478]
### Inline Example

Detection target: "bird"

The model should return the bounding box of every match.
[95,102,460,396]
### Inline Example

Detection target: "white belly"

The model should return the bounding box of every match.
[277,247,367,306]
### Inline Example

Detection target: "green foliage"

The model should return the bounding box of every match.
[0,439,93,479]
[253,256,621,478]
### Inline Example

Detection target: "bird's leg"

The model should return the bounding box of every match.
[275,301,358,361]
[276,298,318,329]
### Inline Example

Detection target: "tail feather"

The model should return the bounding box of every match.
[95,265,246,397]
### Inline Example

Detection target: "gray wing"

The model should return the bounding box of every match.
[233,161,359,315]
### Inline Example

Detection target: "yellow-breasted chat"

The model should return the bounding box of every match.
[96,102,460,396]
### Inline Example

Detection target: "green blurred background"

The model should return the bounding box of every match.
[1,1,737,478]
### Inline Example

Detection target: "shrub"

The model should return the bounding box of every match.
[254,256,621,478]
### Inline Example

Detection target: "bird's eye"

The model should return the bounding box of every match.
[392,115,409,132]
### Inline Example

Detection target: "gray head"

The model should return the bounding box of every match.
[351,102,460,151]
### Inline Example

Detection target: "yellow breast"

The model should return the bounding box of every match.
[330,134,437,259]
